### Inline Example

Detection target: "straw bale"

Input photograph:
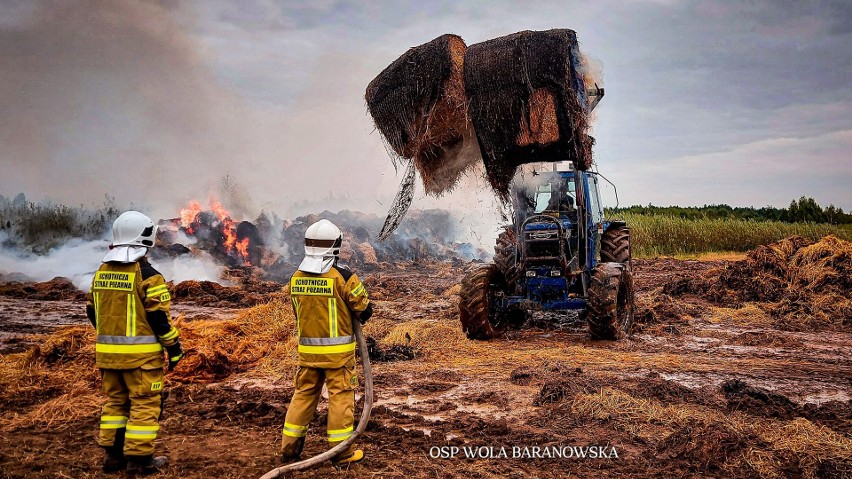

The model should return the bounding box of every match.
[366,34,475,195]
[464,29,593,198]
[517,88,559,146]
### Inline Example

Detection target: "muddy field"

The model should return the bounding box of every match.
[1,240,850,478]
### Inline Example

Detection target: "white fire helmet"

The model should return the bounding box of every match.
[298,219,342,274]
[112,211,157,248]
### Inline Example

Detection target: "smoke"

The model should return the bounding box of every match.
[0,235,105,289]
[0,232,224,290]
[148,252,225,285]
[0,1,267,217]
[0,1,523,259]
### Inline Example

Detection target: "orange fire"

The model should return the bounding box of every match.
[179,198,251,265]
[179,200,203,234]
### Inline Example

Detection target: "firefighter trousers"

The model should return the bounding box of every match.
[281,365,357,458]
[99,367,164,457]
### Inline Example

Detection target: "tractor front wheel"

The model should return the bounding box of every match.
[587,263,635,340]
[459,264,523,340]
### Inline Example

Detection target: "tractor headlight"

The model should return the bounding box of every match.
[525,270,537,277]
[550,270,561,276]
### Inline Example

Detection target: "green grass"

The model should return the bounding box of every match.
[619,213,852,258]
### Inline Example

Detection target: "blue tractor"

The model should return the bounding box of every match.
[459,162,634,340]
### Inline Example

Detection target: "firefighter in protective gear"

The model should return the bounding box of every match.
[85,211,184,475]
[281,219,373,465]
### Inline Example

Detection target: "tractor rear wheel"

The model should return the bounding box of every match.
[494,227,520,291]
[600,225,631,267]
[587,262,635,340]
[459,264,523,340]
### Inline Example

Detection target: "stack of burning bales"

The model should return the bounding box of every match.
[366,29,597,235]
[155,201,488,283]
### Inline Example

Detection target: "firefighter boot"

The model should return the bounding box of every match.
[281,436,306,463]
[102,429,126,472]
[102,446,126,473]
[332,448,365,465]
[126,455,168,475]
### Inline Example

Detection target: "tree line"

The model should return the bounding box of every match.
[607,197,852,225]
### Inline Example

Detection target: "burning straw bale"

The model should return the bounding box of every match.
[366,34,477,195]
[464,29,594,197]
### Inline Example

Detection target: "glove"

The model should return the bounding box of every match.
[357,303,373,325]
[165,341,184,370]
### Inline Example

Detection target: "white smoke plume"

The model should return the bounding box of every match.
[0,233,224,290]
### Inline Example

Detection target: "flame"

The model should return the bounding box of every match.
[178,197,251,265]
[180,200,203,234]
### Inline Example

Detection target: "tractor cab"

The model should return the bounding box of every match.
[511,162,604,276]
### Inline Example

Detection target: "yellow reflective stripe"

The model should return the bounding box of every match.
[125,424,158,439]
[125,294,132,336]
[146,285,168,296]
[93,292,100,333]
[96,343,163,354]
[159,327,179,341]
[292,298,300,335]
[328,298,338,338]
[101,415,128,421]
[100,415,128,429]
[282,421,308,438]
[130,294,137,337]
[100,423,126,429]
[298,342,356,355]
[127,425,159,431]
[352,283,365,297]
[328,425,354,441]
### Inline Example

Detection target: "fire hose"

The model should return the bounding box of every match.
[259,319,374,479]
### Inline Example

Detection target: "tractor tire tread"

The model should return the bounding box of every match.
[587,262,635,340]
[600,226,631,266]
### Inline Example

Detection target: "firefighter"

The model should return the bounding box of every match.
[86,211,183,475]
[281,219,373,465]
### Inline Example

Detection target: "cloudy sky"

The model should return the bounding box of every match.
[1,0,850,222]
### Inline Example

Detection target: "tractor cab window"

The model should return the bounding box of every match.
[587,174,604,224]
[534,176,576,215]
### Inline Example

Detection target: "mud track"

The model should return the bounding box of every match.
[1,258,850,478]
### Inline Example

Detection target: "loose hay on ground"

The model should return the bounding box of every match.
[571,387,852,478]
